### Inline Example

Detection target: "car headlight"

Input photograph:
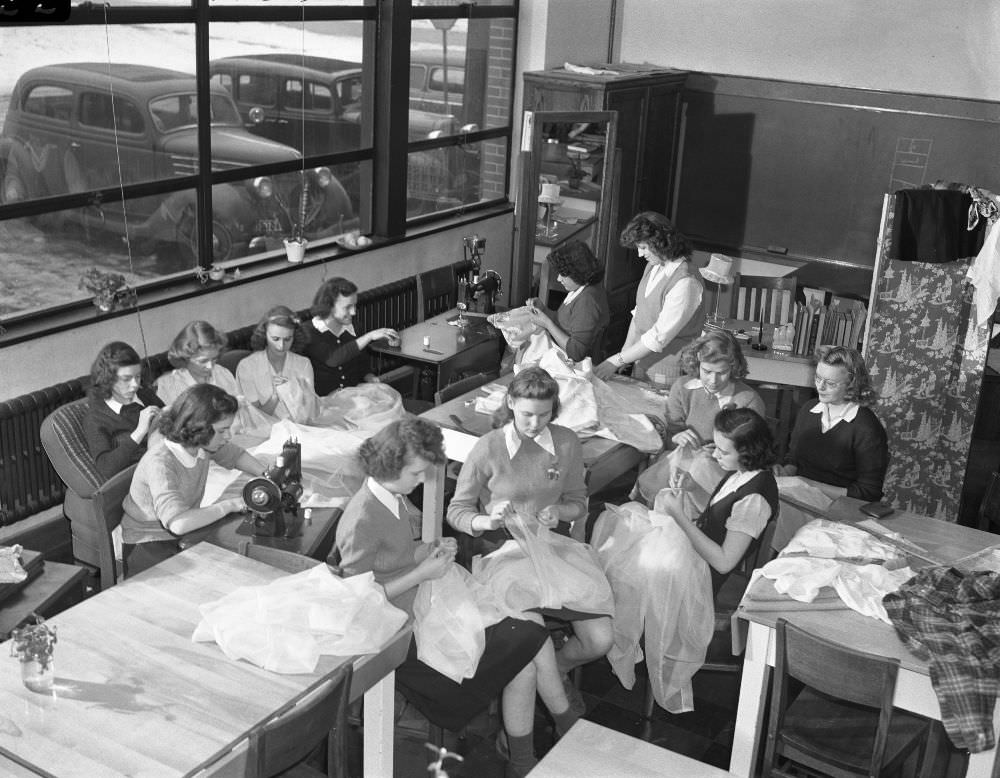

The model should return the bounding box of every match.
[253,176,274,199]
[311,167,332,188]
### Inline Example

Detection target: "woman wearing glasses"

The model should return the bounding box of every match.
[779,346,888,501]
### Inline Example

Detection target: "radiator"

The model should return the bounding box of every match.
[0,274,424,527]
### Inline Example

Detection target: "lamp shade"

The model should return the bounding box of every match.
[538,182,563,204]
[699,253,735,285]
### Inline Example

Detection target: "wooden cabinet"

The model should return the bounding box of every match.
[522,65,688,351]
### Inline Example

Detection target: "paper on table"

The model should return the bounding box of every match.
[442,427,479,463]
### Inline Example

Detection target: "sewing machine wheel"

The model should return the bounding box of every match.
[243,477,282,513]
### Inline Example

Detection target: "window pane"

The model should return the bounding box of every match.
[409,15,513,139]
[406,138,505,218]
[208,21,373,161]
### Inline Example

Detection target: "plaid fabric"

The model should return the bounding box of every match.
[883,566,1000,752]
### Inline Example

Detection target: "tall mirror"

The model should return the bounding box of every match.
[511,110,619,313]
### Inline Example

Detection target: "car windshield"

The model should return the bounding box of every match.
[148,93,242,133]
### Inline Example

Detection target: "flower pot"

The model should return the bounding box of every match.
[283,238,307,263]
[94,296,115,313]
[20,655,54,694]
[209,266,226,281]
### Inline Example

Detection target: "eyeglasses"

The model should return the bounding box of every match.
[814,375,848,389]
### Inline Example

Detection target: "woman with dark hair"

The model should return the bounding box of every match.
[83,341,165,479]
[594,212,704,384]
[447,366,613,693]
[336,416,578,777]
[667,330,766,449]
[780,345,889,501]
[121,384,265,575]
[301,277,400,395]
[236,305,318,423]
[525,240,610,362]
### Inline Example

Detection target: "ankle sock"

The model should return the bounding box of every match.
[506,731,536,767]
[551,704,580,738]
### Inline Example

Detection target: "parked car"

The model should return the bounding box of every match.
[209,53,480,214]
[0,62,353,267]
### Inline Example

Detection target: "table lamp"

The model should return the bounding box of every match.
[699,253,735,328]
[537,182,562,239]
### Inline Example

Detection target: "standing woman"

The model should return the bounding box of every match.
[236,306,318,424]
[447,366,614,684]
[780,345,889,501]
[83,341,164,480]
[594,212,704,384]
[121,384,266,576]
[525,240,611,362]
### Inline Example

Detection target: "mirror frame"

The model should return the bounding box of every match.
[510,109,619,305]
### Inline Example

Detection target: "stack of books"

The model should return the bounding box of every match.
[775,288,867,356]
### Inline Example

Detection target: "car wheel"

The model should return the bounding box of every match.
[0,148,33,205]
[157,216,235,272]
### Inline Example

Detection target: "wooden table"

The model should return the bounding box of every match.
[369,309,500,399]
[180,506,341,562]
[418,372,649,541]
[0,543,410,778]
[530,719,736,777]
[730,508,1000,778]
[0,560,87,640]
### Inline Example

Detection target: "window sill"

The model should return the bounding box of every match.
[0,202,513,348]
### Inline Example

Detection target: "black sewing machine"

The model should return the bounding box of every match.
[242,439,303,538]
[467,270,502,315]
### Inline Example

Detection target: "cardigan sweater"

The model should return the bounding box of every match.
[82,387,164,480]
[665,378,766,444]
[547,284,611,362]
[446,423,587,536]
[786,400,889,501]
[121,440,243,544]
[301,320,369,396]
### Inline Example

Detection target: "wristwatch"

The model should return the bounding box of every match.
[614,353,626,367]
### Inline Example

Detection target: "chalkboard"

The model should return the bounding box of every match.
[676,74,1000,272]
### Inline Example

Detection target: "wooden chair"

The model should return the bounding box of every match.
[731,274,797,324]
[239,541,326,573]
[39,400,136,591]
[417,264,460,321]
[245,663,354,778]
[433,370,499,406]
[218,348,252,375]
[761,618,934,778]
[978,471,1000,533]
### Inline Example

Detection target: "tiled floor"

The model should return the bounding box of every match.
[358,653,741,778]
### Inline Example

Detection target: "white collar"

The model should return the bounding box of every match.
[712,469,763,503]
[503,422,556,458]
[811,401,860,432]
[105,396,144,414]
[367,477,405,520]
[683,378,734,407]
[561,285,585,306]
[163,438,206,468]
[312,315,355,337]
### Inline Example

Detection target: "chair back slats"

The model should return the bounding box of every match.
[247,663,353,778]
[434,370,499,406]
[418,264,459,321]
[731,274,798,324]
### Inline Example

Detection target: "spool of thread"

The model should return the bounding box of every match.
[423,336,430,348]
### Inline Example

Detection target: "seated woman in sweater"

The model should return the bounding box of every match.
[336,417,578,778]
[236,305,318,424]
[779,346,889,501]
[525,240,611,362]
[156,320,272,438]
[121,384,265,576]
[83,341,164,480]
[446,366,614,687]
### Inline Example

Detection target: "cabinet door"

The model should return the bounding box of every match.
[523,78,607,113]
[604,86,646,304]
[640,83,684,216]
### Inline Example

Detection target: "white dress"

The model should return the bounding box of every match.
[236,350,319,425]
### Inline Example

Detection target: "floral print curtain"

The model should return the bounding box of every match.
[865,195,990,520]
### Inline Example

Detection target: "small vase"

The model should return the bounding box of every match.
[94,296,114,313]
[209,266,226,281]
[20,656,54,694]
[284,238,307,263]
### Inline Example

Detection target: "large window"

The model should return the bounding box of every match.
[0,0,517,325]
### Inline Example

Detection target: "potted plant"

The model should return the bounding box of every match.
[79,267,128,312]
[283,176,309,263]
[10,614,57,693]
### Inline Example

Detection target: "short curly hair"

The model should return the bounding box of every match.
[714,407,776,471]
[358,416,447,481]
[249,305,310,352]
[89,341,143,400]
[310,277,358,319]
[813,346,877,406]
[492,366,561,428]
[547,240,604,286]
[680,331,749,380]
[167,321,228,368]
[157,383,239,448]
[619,211,692,262]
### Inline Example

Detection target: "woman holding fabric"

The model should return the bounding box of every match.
[446,366,614,696]
[779,345,889,501]
[335,417,579,778]
[236,306,318,424]
[525,240,610,362]
[121,384,266,576]
[593,212,704,384]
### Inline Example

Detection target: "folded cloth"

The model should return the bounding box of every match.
[781,518,901,562]
[0,545,26,584]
